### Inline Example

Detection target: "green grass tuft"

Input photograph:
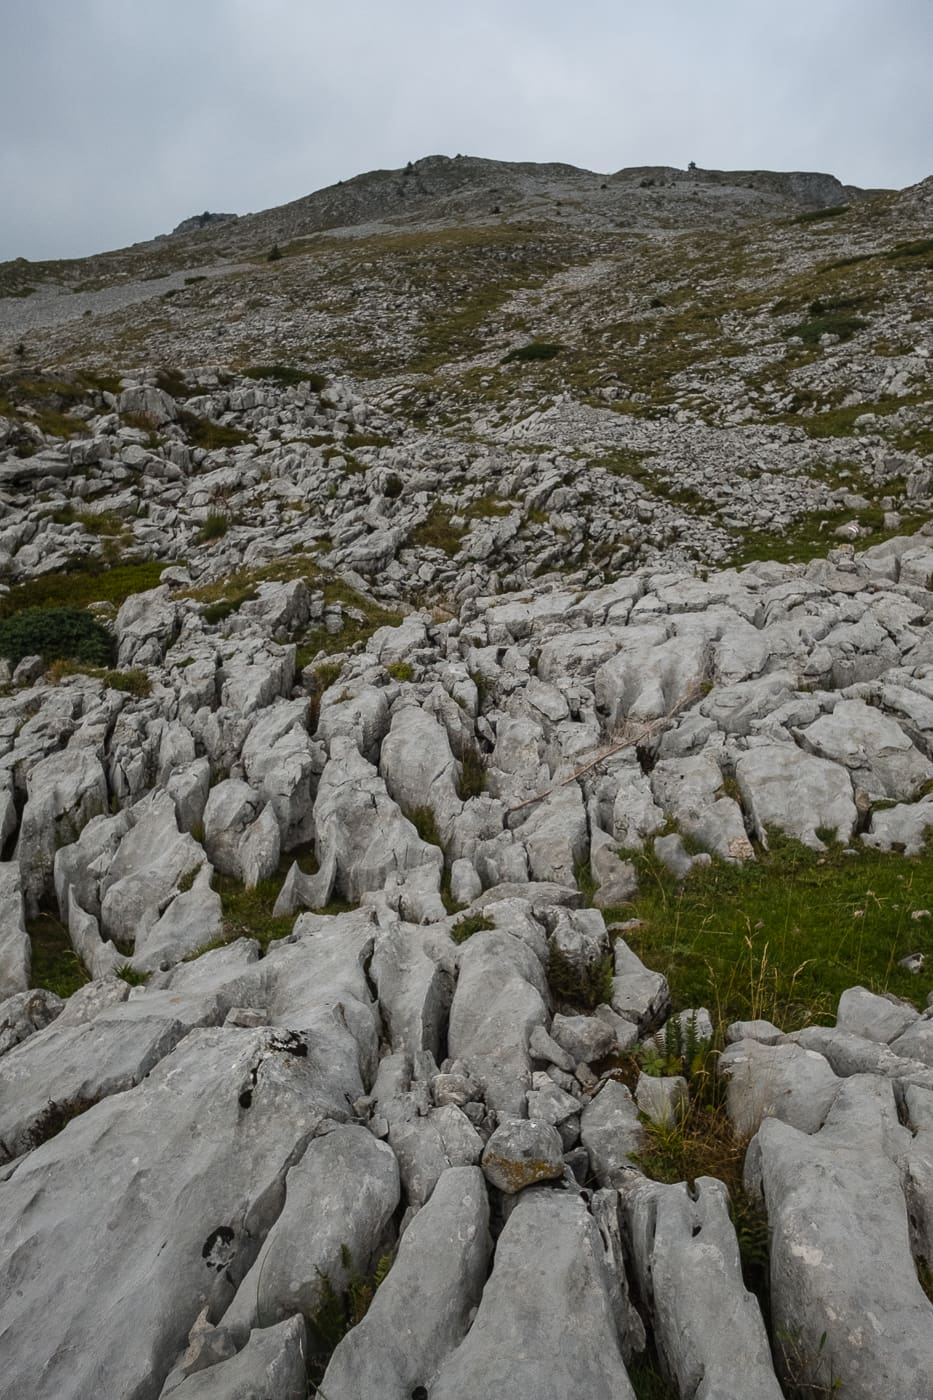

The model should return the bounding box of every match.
[28,915,89,998]
[451,913,495,944]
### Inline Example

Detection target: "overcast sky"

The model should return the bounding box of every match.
[1,0,931,263]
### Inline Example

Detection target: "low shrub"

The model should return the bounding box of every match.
[0,607,113,667]
[502,341,564,364]
[784,312,867,345]
[243,364,326,391]
[793,204,849,224]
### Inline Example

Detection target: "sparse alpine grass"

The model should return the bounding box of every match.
[605,831,933,1031]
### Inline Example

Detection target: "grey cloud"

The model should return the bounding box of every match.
[0,0,930,261]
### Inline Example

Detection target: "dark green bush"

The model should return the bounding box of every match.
[885,237,933,260]
[784,312,867,345]
[0,607,114,667]
[176,409,251,450]
[793,204,849,224]
[501,341,564,364]
[243,364,326,391]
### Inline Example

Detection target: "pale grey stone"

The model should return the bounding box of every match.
[529,1021,576,1072]
[635,1072,688,1125]
[836,985,920,1044]
[0,1027,335,1400]
[725,1018,784,1045]
[431,1190,637,1400]
[166,1317,307,1400]
[0,862,29,999]
[796,698,933,801]
[624,1175,782,1400]
[447,925,548,1118]
[320,1166,491,1400]
[580,1079,643,1186]
[17,745,109,914]
[747,1075,933,1400]
[719,1038,840,1137]
[550,1012,616,1063]
[313,737,443,903]
[0,986,62,1058]
[481,1118,564,1192]
[380,704,463,845]
[735,743,857,849]
[370,918,453,1059]
[222,1124,399,1341]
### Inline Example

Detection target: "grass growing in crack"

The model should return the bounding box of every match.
[451,914,495,944]
[407,805,442,848]
[457,743,487,800]
[197,512,229,543]
[501,341,564,363]
[408,508,466,556]
[306,1247,394,1385]
[605,833,933,1030]
[547,945,614,1010]
[176,408,251,450]
[784,311,867,345]
[793,205,849,225]
[386,661,414,683]
[28,914,89,997]
[47,661,151,695]
[215,877,295,952]
[115,963,150,986]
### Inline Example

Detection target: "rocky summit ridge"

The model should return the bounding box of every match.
[0,155,932,1398]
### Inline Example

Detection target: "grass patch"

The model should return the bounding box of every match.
[29,914,89,998]
[885,236,933,260]
[465,495,512,519]
[176,408,251,450]
[201,589,258,625]
[606,834,933,1030]
[307,1247,393,1385]
[458,743,487,800]
[784,311,868,345]
[47,660,151,695]
[215,877,295,952]
[408,508,466,556]
[793,205,849,225]
[407,806,442,848]
[305,660,344,728]
[0,560,167,616]
[48,507,128,538]
[386,661,413,683]
[115,963,150,986]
